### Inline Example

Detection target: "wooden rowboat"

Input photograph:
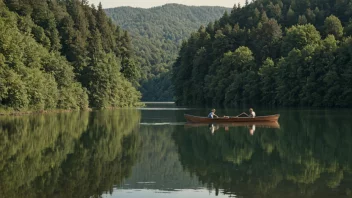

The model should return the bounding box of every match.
[185,122,280,129]
[184,114,280,123]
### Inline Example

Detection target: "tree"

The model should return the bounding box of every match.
[281,24,321,56]
[121,58,141,87]
[258,58,278,105]
[345,20,352,36]
[231,3,238,13]
[276,49,303,106]
[324,15,344,39]
[260,11,269,22]
[298,15,308,24]
[287,6,296,25]
[267,3,282,19]
[221,46,256,106]
[333,38,352,106]
[306,8,316,24]
[252,18,282,60]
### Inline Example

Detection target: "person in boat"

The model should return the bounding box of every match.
[237,108,256,118]
[208,109,219,119]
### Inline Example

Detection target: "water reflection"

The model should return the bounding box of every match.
[173,111,352,198]
[1,107,352,198]
[249,125,255,135]
[121,125,201,191]
[185,122,280,135]
[0,110,141,198]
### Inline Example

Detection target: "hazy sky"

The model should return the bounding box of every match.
[88,0,245,8]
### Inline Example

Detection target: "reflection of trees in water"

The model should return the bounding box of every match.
[124,125,201,190]
[0,110,141,198]
[173,112,352,197]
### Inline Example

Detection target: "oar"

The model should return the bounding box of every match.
[235,112,248,117]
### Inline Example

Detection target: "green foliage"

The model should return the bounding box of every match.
[1,0,142,111]
[0,7,87,110]
[298,15,308,24]
[140,72,174,101]
[83,52,141,108]
[121,58,141,87]
[281,24,321,55]
[205,46,256,106]
[324,15,344,39]
[173,0,352,107]
[258,58,278,105]
[106,4,231,101]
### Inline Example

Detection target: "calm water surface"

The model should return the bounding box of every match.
[0,103,352,198]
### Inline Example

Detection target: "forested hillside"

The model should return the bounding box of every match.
[173,0,352,107]
[105,4,231,101]
[0,0,141,112]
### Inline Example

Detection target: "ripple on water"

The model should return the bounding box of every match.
[137,108,192,110]
[139,122,186,126]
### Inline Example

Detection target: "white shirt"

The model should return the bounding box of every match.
[249,111,256,118]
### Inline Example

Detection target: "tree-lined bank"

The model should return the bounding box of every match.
[0,0,142,113]
[173,0,352,107]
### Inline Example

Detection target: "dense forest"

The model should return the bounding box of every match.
[173,110,352,197]
[173,0,352,107]
[0,0,141,112]
[0,110,140,198]
[105,4,231,101]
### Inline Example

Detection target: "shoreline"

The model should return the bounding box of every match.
[0,109,90,116]
[0,104,145,116]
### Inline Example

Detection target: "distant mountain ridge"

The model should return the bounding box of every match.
[105,4,231,101]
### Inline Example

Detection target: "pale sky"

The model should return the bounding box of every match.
[88,0,245,8]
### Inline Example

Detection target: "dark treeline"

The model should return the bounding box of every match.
[173,110,352,197]
[0,110,140,198]
[0,0,141,111]
[173,0,352,107]
[105,4,231,101]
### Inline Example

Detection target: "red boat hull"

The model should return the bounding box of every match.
[184,114,280,123]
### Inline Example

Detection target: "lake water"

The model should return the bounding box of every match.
[1,103,352,198]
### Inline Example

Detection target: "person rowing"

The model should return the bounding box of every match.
[236,108,256,118]
[208,109,219,119]
[208,109,230,119]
